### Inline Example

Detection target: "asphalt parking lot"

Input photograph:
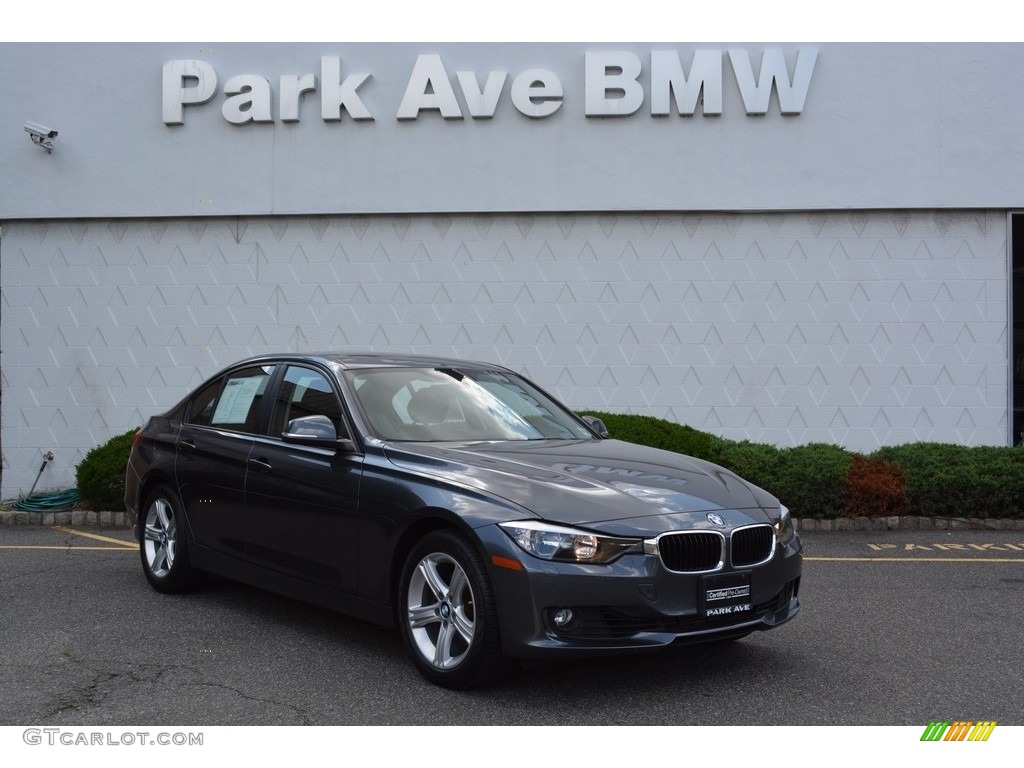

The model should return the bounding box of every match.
[1,525,1022,726]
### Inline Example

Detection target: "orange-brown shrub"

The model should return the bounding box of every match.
[843,455,908,518]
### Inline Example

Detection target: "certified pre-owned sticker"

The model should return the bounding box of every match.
[701,572,752,617]
[706,585,751,602]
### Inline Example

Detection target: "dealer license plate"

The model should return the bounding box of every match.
[701,572,752,618]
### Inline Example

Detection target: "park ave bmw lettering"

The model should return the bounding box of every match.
[162,49,817,125]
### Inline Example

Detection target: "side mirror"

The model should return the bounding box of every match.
[580,414,610,439]
[282,415,355,451]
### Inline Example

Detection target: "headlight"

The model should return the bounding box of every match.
[773,504,794,539]
[499,521,641,564]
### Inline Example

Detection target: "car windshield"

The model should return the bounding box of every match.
[345,367,594,442]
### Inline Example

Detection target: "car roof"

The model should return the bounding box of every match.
[233,352,512,372]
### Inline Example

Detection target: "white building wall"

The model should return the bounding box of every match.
[0,209,1008,497]
[4,44,1024,218]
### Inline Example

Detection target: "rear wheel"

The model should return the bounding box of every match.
[398,531,513,689]
[140,485,204,593]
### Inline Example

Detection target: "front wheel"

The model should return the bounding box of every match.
[398,531,513,689]
[140,485,204,593]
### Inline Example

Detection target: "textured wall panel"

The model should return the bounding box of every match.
[0,211,1009,497]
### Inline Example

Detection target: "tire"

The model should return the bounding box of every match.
[398,531,513,689]
[139,484,204,593]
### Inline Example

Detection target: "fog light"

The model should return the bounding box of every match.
[552,608,574,627]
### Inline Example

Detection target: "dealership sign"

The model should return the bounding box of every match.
[162,49,817,125]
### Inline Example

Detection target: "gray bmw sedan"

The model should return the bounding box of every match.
[125,353,801,688]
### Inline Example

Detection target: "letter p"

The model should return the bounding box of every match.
[163,60,217,124]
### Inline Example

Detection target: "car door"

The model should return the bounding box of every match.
[175,364,276,558]
[242,363,363,592]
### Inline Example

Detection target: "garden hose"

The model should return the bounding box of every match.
[12,488,80,512]
[11,451,80,512]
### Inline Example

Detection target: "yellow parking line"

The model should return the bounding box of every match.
[805,556,1024,563]
[52,525,137,548]
[0,545,139,551]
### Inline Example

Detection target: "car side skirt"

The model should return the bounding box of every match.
[188,542,395,628]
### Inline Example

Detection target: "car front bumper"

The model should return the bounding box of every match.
[479,524,802,660]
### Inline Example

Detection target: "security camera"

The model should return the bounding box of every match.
[25,122,58,153]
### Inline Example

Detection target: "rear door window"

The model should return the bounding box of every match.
[187,366,276,433]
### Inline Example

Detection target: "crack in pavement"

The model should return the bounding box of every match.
[0,560,82,585]
[182,680,314,725]
[28,651,312,725]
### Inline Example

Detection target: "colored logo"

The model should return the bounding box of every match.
[707,513,726,527]
[920,721,997,742]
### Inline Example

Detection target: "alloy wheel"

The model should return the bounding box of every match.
[406,552,477,669]
[143,496,176,579]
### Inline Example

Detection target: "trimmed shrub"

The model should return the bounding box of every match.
[567,411,1024,519]
[844,455,907,518]
[709,438,783,499]
[772,444,854,520]
[75,428,138,512]
[871,443,1024,519]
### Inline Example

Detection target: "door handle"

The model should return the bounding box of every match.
[248,457,272,473]
[178,439,196,451]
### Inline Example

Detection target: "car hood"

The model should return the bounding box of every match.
[381,438,779,533]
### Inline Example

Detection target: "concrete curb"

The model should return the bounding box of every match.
[794,516,1024,531]
[0,510,132,527]
[2,509,1023,530]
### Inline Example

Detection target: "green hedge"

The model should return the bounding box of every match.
[707,439,782,497]
[75,428,137,512]
[580,411,1023,519]
[577,411,717,461]
[74,414,1024,519]
[709,440,852,519]
[776,444,854,520]
[871,443,1024,519]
